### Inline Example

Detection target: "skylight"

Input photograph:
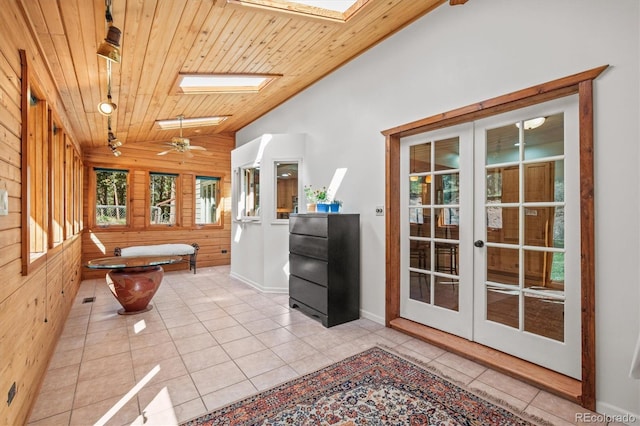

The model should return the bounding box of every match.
[227,0,368,22]
[290,1,357,13]
[176,74,279,94]
[155,116,229,130]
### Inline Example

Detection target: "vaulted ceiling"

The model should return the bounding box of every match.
[19,0,460,151]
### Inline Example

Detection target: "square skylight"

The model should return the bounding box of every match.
[176,74,279,94]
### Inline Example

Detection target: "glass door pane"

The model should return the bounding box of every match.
[474,96,580,379]
[483,115,567,338]
[408,137,460,311]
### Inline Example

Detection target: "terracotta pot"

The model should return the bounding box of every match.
[107,266,163,314]
[307,203,317,212]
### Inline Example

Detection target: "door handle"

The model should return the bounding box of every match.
[474,240,485,248]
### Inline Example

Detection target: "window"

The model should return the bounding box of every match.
[49,117,65,247]
[275,162,299,219]
[150,173,178,225]
[64,137,74,239]
[26,86,49,261]
[195,176,221,225]
[239,166,260,218]
[95,168,128,226]
[20,49,83,275]
[74,153,83,234]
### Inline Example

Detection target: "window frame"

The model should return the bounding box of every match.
[48,112,65,248]
[148,172,181,227]
[236,165,261,221]
[273,160,300,223]
[73,153,83,234]
[64,135,75,240]
[91,167,130,228]
[194,175,223,228]
[21,55,49,274]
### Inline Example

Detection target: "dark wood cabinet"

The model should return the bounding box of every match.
[288,213,360,327]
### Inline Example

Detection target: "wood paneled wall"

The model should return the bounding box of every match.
[0,2,85,425]
[0,3,235,424]
[81,135,235,280]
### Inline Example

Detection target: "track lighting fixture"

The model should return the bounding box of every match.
[97,1,121,63]
[108,132,122,148]
[106,117,123,155]
[98,94,117,116]
[99,1,123,155]
[97,25,122,63]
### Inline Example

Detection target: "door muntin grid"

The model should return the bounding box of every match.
[409,137,461,311]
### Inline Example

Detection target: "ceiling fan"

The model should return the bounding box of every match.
[157,115,207,158]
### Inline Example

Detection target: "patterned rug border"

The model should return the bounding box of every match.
[182,345,555,426]
[375,344,555,426]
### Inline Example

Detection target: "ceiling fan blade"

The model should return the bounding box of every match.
[157,150,173,156]
[189,145,207,151]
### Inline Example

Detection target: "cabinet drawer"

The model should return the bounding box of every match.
[290,275,328,314]
[290,234,328,260]
[289,215,328,237]
[290,253,328,286]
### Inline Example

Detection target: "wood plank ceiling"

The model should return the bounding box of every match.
[18,0,457,151]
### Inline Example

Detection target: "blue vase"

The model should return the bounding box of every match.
[316,203,329,213]
[329,203,340,213]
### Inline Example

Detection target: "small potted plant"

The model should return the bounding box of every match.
[304,185,318,212]
[315,187,329,212]
[329,199,342,213]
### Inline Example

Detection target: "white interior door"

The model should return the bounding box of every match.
[399,95,581,379]
[472,95,581,379]
[400,123,474,339]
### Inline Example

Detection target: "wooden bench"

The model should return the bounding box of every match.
[114,243,200,274]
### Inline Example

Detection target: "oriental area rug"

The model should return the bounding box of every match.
[182,346,542,426]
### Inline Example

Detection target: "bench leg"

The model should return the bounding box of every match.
[190,243,199,274]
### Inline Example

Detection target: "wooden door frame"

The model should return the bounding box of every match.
[382,65,607,410]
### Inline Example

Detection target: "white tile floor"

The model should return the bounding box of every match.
[27,266,607,425]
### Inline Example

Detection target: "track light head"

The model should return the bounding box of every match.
[98,96,117,116]
[97,25,122,63]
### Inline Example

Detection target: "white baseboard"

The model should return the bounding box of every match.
[593,401,639,425]
[229,272,288,294]
[360,309,385,325]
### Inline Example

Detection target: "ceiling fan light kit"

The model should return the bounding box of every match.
[157,115,207,157]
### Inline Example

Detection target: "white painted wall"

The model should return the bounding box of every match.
[236,0,640,417]
[230,134,306,292]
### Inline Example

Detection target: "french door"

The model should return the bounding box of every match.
[400,123,474,339]
[400,95,580,378]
